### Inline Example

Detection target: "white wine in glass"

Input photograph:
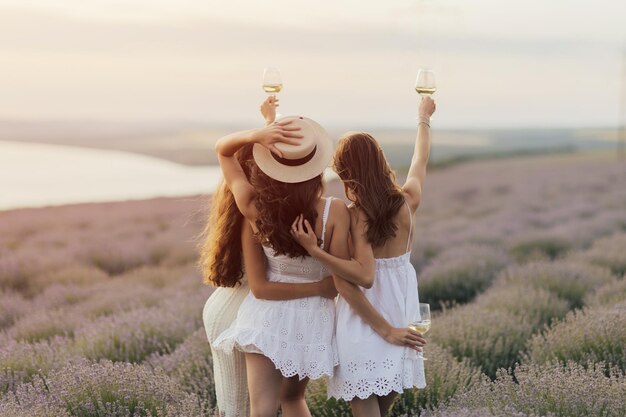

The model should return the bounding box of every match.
[415,69,436,96]
[409,303,431,360]
[262,84,282,94]
[262,67,283,95]
[262,67,283,118]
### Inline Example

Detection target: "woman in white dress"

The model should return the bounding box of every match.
[212,112,352,417]
[200,98,336,417]
[292,97,436,417]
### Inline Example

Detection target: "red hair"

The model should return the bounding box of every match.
[250,164,324,258]
[333,132,405,247]
[199,145,254,287]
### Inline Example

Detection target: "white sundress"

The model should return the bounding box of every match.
[327,201,426,401]
[212,198,338,380]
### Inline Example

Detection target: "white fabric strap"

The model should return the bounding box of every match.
[320,197,332,249]
[405,200,413,253]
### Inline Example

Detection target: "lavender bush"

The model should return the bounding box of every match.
[0,401,71,417]
[440,362,626,417]
[474,284,570,328]
[0,337,76,395]
[423,407,541,417]
[495,261,615,308]
[1,359,207,416]
[5,308,84,343]
[73,306,199,363]
[583,278,626,307]
[390,344,485,415]
[427,274,574,381]
[32,283,98,311]
[30,265,109,293]
[148,329,217,412]
[429,305,535,378]
[417,245,509,308]
[526,303,626,373]
[572,232,626,276]
[507,230,572,262]
[0,289,28,329]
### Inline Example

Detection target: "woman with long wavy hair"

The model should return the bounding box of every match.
[292,97,436,417]
[212,105,353,417]
[200,98,336,417]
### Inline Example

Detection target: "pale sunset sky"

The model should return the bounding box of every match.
[0,0,625,128]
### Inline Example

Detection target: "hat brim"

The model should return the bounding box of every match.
[252,116,333,184]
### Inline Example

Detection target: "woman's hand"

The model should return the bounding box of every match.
[418,96,436,119]
[260,96,279,125]
[290,214,320,254]
[250,120,303,157]
[317,276,338,299]
[382,326,426,351]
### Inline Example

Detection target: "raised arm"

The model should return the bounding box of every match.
[214,104,302,220]
[241,221,336,301]
[402,96,436,211]
[291,203,375,288]
[260,95,279,126]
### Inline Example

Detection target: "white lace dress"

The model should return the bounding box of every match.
[212,198,337,380]
[327,202,426,400]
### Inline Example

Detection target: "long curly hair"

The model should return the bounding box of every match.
[250,164,324,258]
[333,132,406,248]
[199,144,254,287]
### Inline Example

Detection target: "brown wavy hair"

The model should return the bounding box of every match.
[333,132,406,248]
[199,144,254,287]
[250,164,323,258]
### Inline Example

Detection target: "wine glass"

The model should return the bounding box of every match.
[409,303,431,360]
[415,69,436,96]
[262,67,283,118]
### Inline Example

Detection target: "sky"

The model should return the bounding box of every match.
[0,0,625,129]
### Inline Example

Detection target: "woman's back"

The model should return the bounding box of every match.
[262,197,332,283]
[366,196,414,259]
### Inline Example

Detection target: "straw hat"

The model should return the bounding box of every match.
[252,115,333,183]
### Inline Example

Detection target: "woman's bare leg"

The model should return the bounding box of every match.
[279,375,311,417]
[245,353,282,417]
[351,395,382,417]
[378,392,398,416]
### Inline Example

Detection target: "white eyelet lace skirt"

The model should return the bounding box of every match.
[212,292,338,380]
[327,253,426,401]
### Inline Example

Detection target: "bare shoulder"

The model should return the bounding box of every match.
[402,187,421,213]
[329,198,350,221]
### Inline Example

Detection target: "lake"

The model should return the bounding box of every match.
[0,141,224,211]
[0,140,340,211]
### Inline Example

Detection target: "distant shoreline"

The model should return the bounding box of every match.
[1,149,620,214]
[0,122,620,167]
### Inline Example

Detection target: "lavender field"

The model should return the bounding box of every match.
[0,152,625,416]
